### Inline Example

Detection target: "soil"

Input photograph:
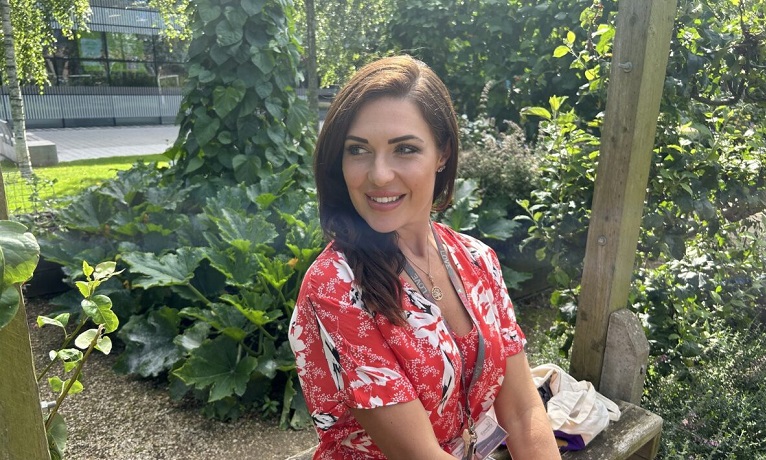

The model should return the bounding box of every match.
[25,297,318,460]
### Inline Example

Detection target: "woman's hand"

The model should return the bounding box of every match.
[494,352,562,459]
[350,399,457,460]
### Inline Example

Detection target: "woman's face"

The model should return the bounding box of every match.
[341,97,448,239]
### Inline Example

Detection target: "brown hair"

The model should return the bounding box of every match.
[314,55,460,325]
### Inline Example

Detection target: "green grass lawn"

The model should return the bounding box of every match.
[1,154,169,214]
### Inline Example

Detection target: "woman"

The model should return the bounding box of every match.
[289,55,560,459]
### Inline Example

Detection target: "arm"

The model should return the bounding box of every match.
[350,401,456,460]
[494,352,561,460]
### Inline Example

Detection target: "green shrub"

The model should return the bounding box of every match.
[459,120,539,216]
[39,163,324,426]
[644,321,766,459]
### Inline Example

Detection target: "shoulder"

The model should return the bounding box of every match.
[302,242,355,288]
[297,242,367,314]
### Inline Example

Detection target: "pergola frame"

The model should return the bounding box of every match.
[569,0,677,388]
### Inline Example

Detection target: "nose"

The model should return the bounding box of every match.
[368,155,395,186]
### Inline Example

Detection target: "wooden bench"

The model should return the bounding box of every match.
[491,401,662,460]
[284,400,661,460]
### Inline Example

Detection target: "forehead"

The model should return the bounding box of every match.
[347,97,433,139]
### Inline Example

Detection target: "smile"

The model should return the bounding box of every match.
[367,195,404,204]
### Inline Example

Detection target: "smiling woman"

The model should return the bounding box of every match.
[341,97,447,238]
[288,55,561,460]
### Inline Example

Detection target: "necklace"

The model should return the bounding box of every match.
[404,247,444,301]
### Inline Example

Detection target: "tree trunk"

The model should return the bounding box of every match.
[0,0,33,178]
[305,0,319,129]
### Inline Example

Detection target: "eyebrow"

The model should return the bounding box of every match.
[344,134,423,144]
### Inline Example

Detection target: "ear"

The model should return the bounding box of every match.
[437,146,450,169]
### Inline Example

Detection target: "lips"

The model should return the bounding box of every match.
[366,194,405,209]
[368,195,404,204]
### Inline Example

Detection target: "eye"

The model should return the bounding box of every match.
[396,144,420,155]
[344,144,368,156]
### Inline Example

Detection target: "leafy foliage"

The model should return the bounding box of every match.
[40,162,324,425]
[0,220,39,328]
[644,321,766,459]
[293,0,394,86]
[458,82,541,220]
[168,0,313,185]
[384,0,618,120]
[36,260,122,459]
[35,0,326,425]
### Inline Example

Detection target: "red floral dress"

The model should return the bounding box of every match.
[288,223,525,459]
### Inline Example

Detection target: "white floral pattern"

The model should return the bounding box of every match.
[288,223,525,459]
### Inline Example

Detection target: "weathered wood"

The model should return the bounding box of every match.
[569,0,678,387]
[0,296,51,460]
[600,309,650,405]
[561,401,663,460]
[489,401,662,460]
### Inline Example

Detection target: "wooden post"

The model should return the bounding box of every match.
[0,296,51,460]
[569,0,677,387]
[0,161,50,458]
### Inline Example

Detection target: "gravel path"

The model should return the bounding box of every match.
[26,298,318,460]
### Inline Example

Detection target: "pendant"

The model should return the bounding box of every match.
[431,286,444,301]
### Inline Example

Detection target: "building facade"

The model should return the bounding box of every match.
[0,0,187,128]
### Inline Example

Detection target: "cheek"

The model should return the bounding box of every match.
[341,160,363,188]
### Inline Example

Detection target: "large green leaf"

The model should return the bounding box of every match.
[240,0,265,16]
[215,18,243,47]
[57,189,116,233]
[192,113,220,146]
[173,335,258,402]
[114,307,183,378]
[0,285,20,330]
[179,302,253,341]
[0,221,40,285]
[121,248,205,289]
[202,246,262,287]
[213,81,246,118]
[220,290,281,327]
[209,209,277,252]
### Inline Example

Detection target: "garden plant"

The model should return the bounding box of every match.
[11,0,765,458]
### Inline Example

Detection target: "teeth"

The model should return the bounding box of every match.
[370,196,400,203]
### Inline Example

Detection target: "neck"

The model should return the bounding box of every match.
[397,222,434,258]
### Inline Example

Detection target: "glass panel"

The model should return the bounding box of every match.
[78,32,106,59]
[106,33,152,61]
[109,60,156,86]
[66,60,109,86]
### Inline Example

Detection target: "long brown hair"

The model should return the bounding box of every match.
[314,55,459,325]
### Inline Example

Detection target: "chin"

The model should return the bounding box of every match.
[361,217,401,236]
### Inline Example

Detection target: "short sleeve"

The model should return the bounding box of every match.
[289,251,418,424]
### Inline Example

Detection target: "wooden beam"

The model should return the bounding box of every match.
[569,0,677,386]
[0,295,51,460]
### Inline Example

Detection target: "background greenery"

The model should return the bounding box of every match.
[1,155,168,214]
[12,0,765,458]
